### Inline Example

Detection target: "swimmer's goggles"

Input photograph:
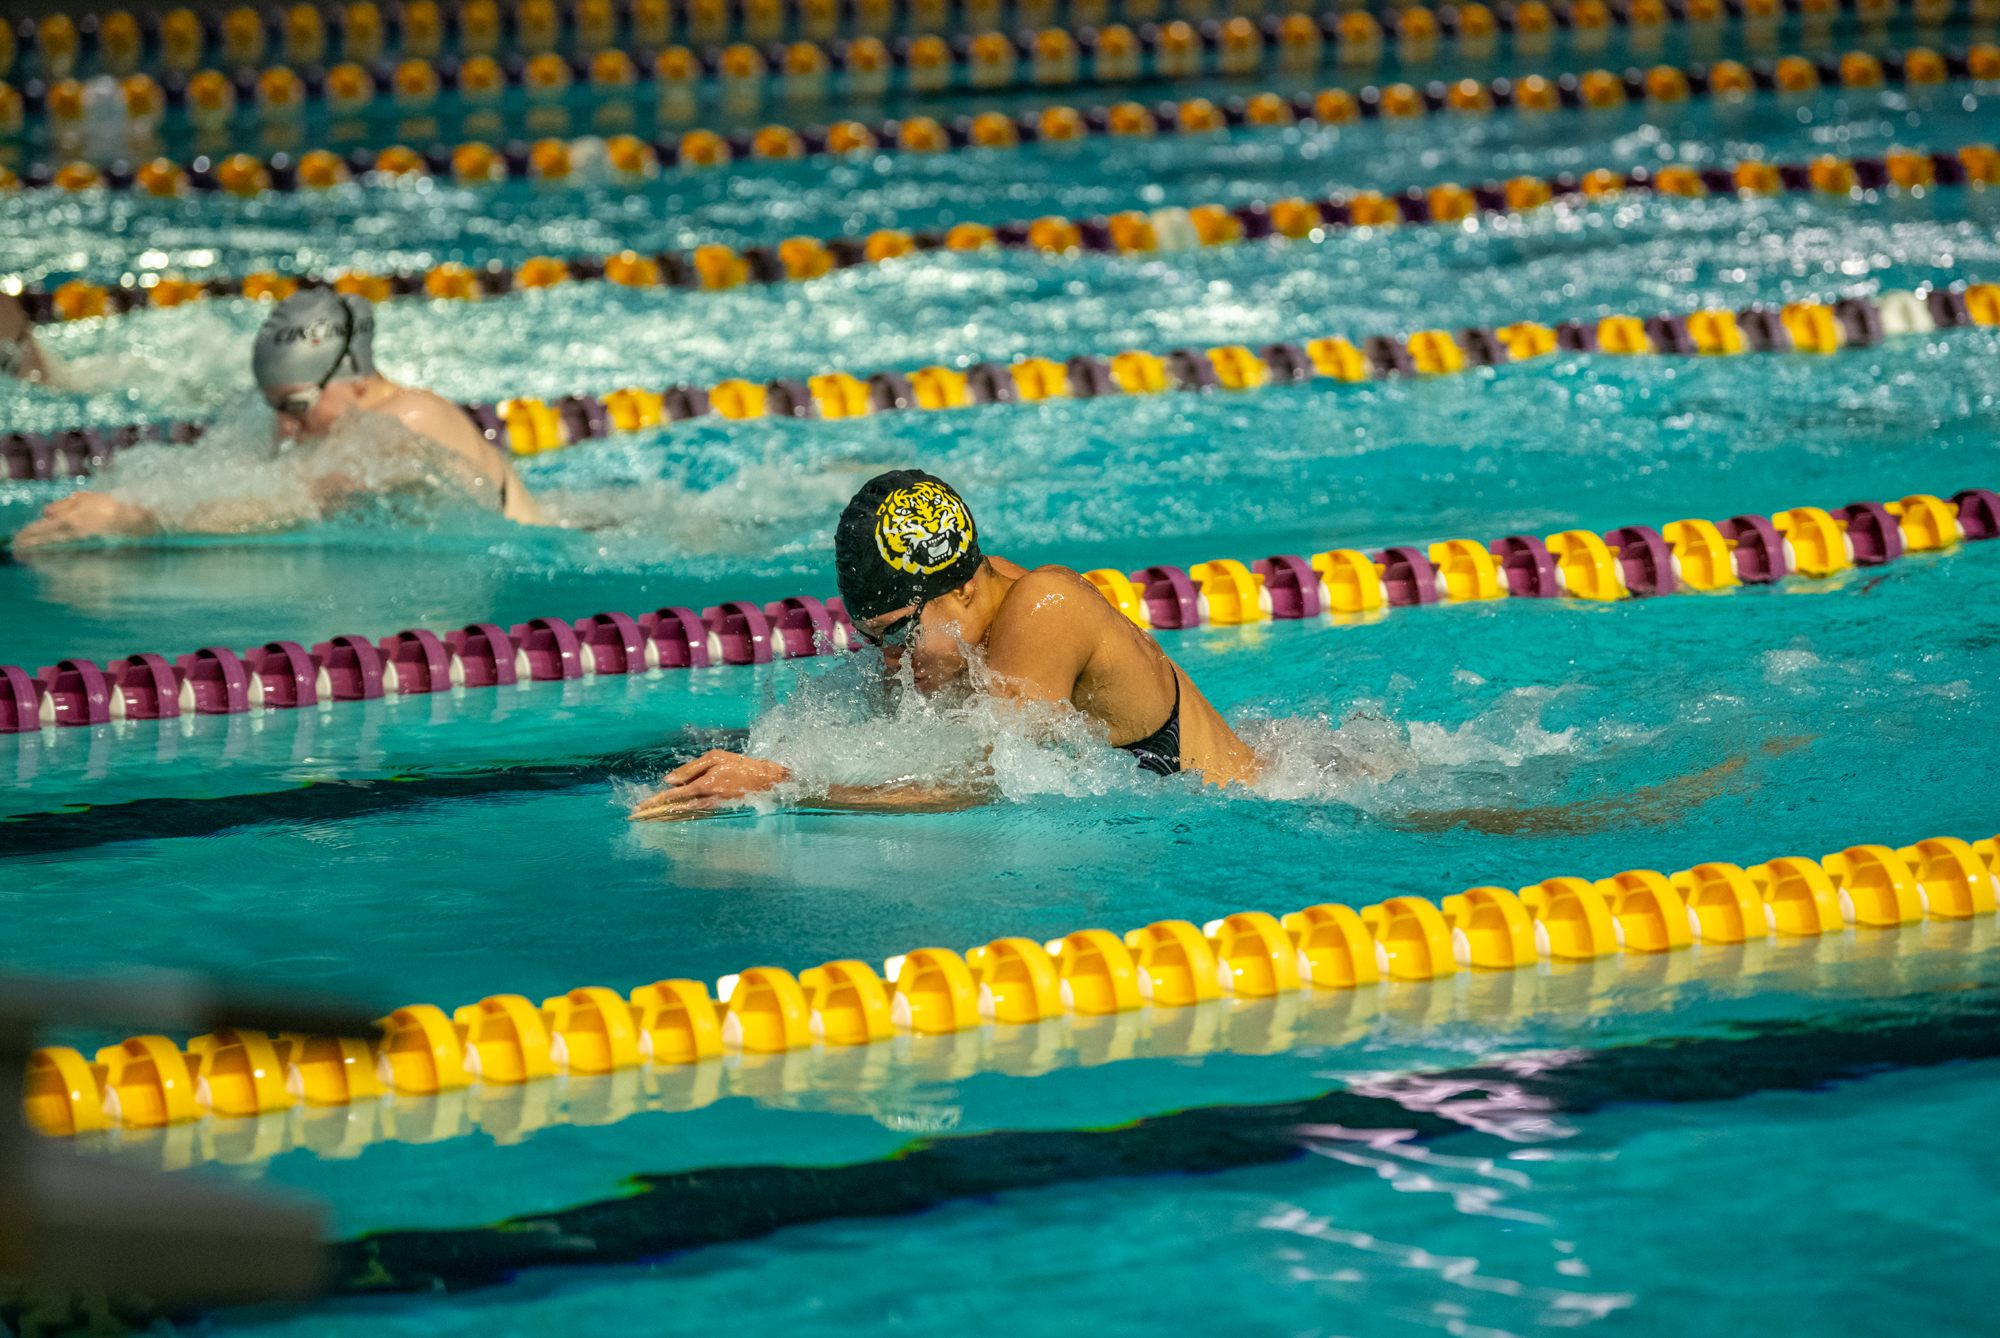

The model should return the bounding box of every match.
[854,606,920,649]
[267,306,355,420]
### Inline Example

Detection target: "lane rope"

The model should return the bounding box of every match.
[23,824,1998,1158]
[4,37,1988,203]
[5,482,1996,737]
[17,131,1997,336]
[8,2,1984,134]
[12,279,2000,481]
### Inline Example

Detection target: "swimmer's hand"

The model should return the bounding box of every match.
[11,491,158,550]
[629,749,792,821]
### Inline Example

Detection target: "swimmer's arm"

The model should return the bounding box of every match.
[812,773,994,813]
[10,484,320,549]
[10,491,160,549]
[628,749,993,821]
[298,427,491,517]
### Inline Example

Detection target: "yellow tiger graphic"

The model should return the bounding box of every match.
[874,481,976,575]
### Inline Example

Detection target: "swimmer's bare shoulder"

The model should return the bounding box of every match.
[366,385,547,525]
[980,563,1121,689]
[987,562,1260,786]
[987,563,1119,638]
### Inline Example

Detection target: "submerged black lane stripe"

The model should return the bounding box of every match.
[330,994,2000,1297]
[0,742,709,857]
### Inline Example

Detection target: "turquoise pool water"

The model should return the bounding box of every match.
[212,1052,2000,1338]
[2,92,1998,1337]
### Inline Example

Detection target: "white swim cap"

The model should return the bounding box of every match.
[252,288,376,391]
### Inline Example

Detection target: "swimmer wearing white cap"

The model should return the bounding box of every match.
[251,288,542,522]
[11,288,544,548]
[0,291,64,386]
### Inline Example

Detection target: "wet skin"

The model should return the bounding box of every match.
[631,556,1261,820]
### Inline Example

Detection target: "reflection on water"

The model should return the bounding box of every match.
[128,945,2000,1337]
[66,909,2000,1184]
[2,68,1997,1338]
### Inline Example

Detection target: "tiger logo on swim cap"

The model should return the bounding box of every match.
[874,480,976,576]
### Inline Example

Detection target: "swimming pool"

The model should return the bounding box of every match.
[4,47,1998,1338]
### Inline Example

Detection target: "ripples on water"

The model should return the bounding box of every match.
[3,92,1998,1338]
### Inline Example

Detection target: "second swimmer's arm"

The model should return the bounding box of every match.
[180,495,294,533]
[11,488,312,549]
[9,491,160,549]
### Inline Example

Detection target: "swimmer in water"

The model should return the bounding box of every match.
[0,291,69,387]
[10,287,544,549]
[631,470,1260,820]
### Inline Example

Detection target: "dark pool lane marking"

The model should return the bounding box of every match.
[1391,735,1816,838]
[330,994,2000,1298]
[0,743,708,857]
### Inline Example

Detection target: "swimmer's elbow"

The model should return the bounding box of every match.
[1207,757,1263,790]
[1203,734,1264,789]
[505,494,552,526]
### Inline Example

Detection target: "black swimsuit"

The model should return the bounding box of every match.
[1120,674,1183,776]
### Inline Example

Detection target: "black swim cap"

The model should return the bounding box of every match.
[835,470,984,623]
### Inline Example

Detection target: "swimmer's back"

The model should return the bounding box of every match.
[986,562,1259,786]
[363,384,545,524]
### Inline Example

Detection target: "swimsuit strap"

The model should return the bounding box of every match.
[1119,670,1183,777]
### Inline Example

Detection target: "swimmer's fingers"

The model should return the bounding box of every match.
[46,491,111,517]
[18,493,154,547]
[632,756,791,819]
[627,773,767,819]
[628,785,711,819]
[10,516,78,550]
[628,788,731,822]
[631,778,712,809]
[629,771,747,816]
[630,805,727,824]
[662,751,791,793]
[711,755,793,795]
[662,749,739,786]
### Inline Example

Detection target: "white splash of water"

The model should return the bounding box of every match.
[536,455,875,557]
[88,398,503,536]
[1238,686,1596,809]
[736,648,1175,808]
[1404,687,1579,767]
[1761,647,1828,683]
[633,651,1615,820]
